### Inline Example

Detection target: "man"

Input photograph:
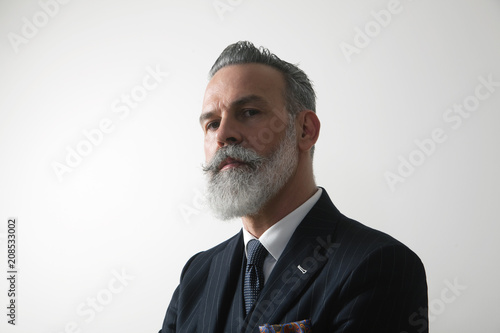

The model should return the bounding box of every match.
[159,41,428,332]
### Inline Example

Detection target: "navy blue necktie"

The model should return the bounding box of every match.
[244,239,268,315]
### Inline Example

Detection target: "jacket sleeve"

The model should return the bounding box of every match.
[159,253,201,333]
[159,286,179,333]
[331,244,428,333]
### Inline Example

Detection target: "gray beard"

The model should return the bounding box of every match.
[202,120,298,220]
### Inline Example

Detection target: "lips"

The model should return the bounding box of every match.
[219,157,246,171]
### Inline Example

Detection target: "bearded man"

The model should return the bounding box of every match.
[159,41,428,333]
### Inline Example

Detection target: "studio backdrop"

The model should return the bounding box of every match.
[0,0,499,332]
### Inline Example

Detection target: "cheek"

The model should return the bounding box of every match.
[250,124,287,156]
[204,138,215,162]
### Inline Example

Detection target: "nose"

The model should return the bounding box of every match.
[216,116,242,148]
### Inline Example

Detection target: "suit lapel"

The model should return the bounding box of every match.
[243,190,342,331]
[201,230,245,332]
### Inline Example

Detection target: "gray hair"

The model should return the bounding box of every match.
[208,41,316,117]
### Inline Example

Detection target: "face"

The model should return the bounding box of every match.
[200,63,290,161]
[200,64,299,220]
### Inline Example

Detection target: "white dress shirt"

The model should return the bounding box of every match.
[242,188,322,283]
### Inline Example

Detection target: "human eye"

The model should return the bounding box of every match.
[242,109,260,117]
[206,120,220,131]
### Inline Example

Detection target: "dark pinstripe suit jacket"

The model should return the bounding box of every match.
[159,189,428,332]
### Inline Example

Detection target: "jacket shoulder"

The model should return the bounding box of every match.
[179,230,243,280]
[310,189,424,270]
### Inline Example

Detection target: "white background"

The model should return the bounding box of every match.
[0,0,499,332]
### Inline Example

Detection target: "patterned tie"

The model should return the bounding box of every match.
[244,239,268,315]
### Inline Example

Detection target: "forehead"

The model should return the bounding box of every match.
[202,63,286,111]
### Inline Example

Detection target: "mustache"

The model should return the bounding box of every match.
[202,145,265,173]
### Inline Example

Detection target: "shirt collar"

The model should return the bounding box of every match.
[243,188,322,261]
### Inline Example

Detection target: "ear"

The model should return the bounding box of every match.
[296,110,320,153]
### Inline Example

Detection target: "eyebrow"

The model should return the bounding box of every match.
[199,94,269,124]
